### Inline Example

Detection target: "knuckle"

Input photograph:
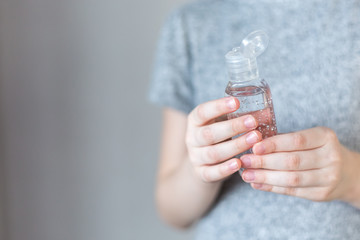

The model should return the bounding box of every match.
[263,184,273,192]
[199,168,211,182]
[188,111,196,126]
[263,139,276,153]
[322,127,337,142]
[219,163,229,176]
[188,157,196,166]
[231,118,242,134]
[206,147,219,162]
[256,172,266,183]
[327,148,342,165]
[185,133,193,147]
[186,115,191,125]
[293,133,306,149]
[270,140,277,152]
[188,149,196,161]
[201,126,214,144]
[286,154,301,170]
[288,173,301,187]
[285,187,297,196]
[188,150,200,165]
[327,168,340,186]
[315,189,332,202]
[196,105,207,123]
[253,156,264,169]
[235,137,246,152]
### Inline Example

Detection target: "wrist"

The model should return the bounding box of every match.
[341,149,360,208]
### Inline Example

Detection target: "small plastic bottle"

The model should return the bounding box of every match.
[225,30,277,157]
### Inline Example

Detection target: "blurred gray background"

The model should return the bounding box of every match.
[0,0,193,239]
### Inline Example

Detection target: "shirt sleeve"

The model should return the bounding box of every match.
[148,8,194,114]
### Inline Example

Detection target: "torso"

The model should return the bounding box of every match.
[178,0,360,239]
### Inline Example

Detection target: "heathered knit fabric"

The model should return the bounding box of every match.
[149,0,360,239]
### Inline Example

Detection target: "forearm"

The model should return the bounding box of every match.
[156,157,222,229]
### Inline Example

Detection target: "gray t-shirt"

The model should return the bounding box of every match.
[149,0,360,239]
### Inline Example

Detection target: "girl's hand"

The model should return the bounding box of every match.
[186,97,262,183]
[240,127,360,205]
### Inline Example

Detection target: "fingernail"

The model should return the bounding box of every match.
[226,98,236,110]
[229,160,239,171]
[241,156,251,168]
[254,143,265,155]
[243,171,255,181]
[246,132,259,145]
[244,116,256,128]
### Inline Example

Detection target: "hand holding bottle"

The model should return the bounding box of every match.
[240,127,360,207]
[185,96,262,182]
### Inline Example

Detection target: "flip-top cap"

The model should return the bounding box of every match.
[240,30,269,58]
[225,30,269,81]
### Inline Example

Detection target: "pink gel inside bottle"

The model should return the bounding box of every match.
[226,80,277,139]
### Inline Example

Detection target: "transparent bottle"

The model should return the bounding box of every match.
[225,30,277,160]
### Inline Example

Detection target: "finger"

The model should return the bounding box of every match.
[240,149,325,170]
[199,158,241,182]
[189,97,239,126]
[252,127,332,155]
[242,168,328,187]
[198,130,262,165]
[193,115,258,147]
[250,183,331,202]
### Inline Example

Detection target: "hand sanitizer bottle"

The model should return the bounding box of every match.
[225,30,277,153]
